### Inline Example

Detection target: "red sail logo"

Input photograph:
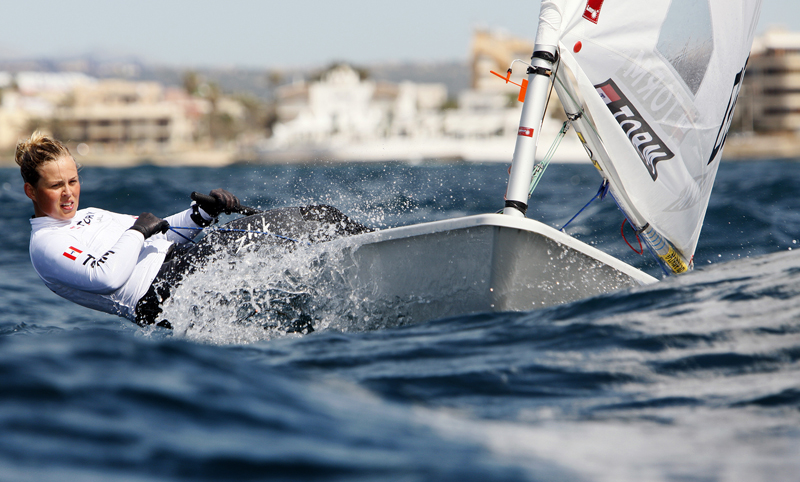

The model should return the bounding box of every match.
[594,79,675,181]
[518,127,534,137]
[583,0,605,24]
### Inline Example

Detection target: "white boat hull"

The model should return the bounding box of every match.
[332,213,657,324]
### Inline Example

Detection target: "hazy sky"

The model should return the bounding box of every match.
[0,1,792,69]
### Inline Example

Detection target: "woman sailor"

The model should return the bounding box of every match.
[17,132,238,328]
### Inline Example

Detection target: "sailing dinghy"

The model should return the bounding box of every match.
[308,0,763,324]
[216,0,763,326]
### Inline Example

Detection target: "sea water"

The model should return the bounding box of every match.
[1,160,799,481]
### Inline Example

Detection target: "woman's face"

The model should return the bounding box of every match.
[24,156,81,220]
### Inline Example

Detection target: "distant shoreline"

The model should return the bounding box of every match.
[1,133,798,168]
[720,133,800,161]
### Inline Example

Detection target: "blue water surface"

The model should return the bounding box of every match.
[1,159,799,481]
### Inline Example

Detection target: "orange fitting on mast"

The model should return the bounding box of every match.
[518,79,528,102]
[490,70,516,85]
[489,70,528,103]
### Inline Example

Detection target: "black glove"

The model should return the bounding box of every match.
[197,189,240,217]
[129,212,169,239]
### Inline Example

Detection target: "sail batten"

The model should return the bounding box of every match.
[540,0,763,272]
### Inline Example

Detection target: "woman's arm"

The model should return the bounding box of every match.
[158,189,241,244]
[163,208,211,244]
[32,230,145,294]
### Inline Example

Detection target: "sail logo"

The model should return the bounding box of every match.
[596,79,674,181]
[518,127,534,137]
[708,61,747,165]
[582,0,605,24]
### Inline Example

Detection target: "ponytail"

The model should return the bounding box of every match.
[15,132,73,186]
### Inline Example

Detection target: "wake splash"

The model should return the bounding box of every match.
[160,231,405,344]
[161,224,800,349]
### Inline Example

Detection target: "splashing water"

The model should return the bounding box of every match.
[162,217,417,344]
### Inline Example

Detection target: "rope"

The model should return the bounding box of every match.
[620,219,644,255]
[170,228,197,244]
[529,120,571,196]
[559,180,608,232]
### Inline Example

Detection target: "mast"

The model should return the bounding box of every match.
[502,0,761,274]
[502,45,557,217]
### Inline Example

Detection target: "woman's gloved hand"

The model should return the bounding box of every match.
[197,189,240,216]
[129,212,169,239]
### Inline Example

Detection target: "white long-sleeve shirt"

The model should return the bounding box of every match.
[29,207,207,321]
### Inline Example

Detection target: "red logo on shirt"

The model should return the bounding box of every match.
[518,127,534,137]
[583,0,605,24]
[63,246,82,261]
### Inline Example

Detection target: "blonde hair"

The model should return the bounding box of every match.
[15,132,74,186]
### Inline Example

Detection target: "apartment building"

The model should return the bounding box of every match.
[0,72,246,156]
[55,80,197,153]
[471,29,534,94]
[740,28,800,132]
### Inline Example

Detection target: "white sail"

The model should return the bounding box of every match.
[537,0,762,273]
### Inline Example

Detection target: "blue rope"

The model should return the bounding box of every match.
[169,226,308,245]
[560,180,609,232]
[169,227,197,243]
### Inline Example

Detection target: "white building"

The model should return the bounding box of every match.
[0,71,248,157]
[262,31,582,163]
[271,64,446,148]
